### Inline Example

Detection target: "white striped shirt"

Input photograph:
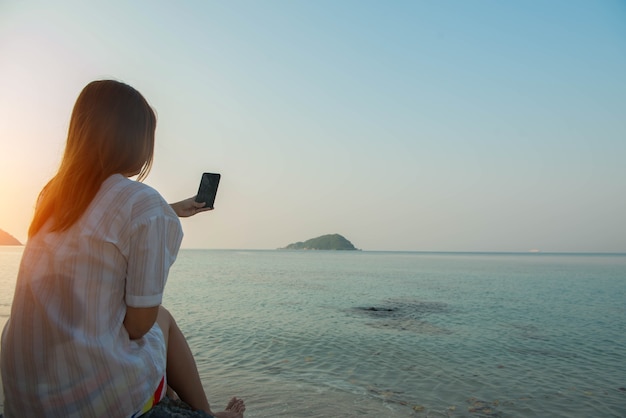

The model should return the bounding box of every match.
[1,174,183,417]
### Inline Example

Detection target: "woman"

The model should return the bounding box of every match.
[0,80,245,418]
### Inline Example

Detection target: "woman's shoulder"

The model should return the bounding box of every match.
[100,174,175,219]
[103,174,157,195]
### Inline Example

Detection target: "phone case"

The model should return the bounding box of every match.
[194,172,221,208]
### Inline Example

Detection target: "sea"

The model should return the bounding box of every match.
[1,247,625,417]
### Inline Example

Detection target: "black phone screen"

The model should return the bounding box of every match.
[194,172,221,208]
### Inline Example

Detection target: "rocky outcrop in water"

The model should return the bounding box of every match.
[349,299,451,334]
[0,229,21,245]
[281,233,359,250]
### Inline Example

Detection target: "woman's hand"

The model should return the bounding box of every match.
[170,196,214,218]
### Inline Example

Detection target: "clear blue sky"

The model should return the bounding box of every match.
[1,0,625,251]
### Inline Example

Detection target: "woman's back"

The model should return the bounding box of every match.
[1,174,182,418]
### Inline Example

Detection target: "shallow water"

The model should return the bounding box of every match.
[1,248,625,417]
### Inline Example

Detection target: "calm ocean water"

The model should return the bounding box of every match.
[1,247,625,417]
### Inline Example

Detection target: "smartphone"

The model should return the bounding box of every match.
[194,172,221,209]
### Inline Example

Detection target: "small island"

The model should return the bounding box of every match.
[0,228,22,246]
[280,234,359,251]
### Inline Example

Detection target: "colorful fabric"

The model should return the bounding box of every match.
[1,174,183,417]
[132,376,167,418]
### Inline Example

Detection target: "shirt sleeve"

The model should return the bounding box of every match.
[125,209,183,308]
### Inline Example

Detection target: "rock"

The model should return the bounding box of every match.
[363,307,395,312]
[143,397,214,418]
[0,398,208,418]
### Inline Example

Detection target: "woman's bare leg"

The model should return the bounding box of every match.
[156,306,211,412]
[156,306,245,417]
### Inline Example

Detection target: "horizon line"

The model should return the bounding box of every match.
[178,248,626,255]
[1,245,624,255]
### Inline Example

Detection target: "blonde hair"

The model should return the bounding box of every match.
[29,80,157,237]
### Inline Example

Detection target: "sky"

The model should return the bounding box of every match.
[1,0,625,252]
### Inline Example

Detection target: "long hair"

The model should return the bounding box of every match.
[28,80,157,238]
